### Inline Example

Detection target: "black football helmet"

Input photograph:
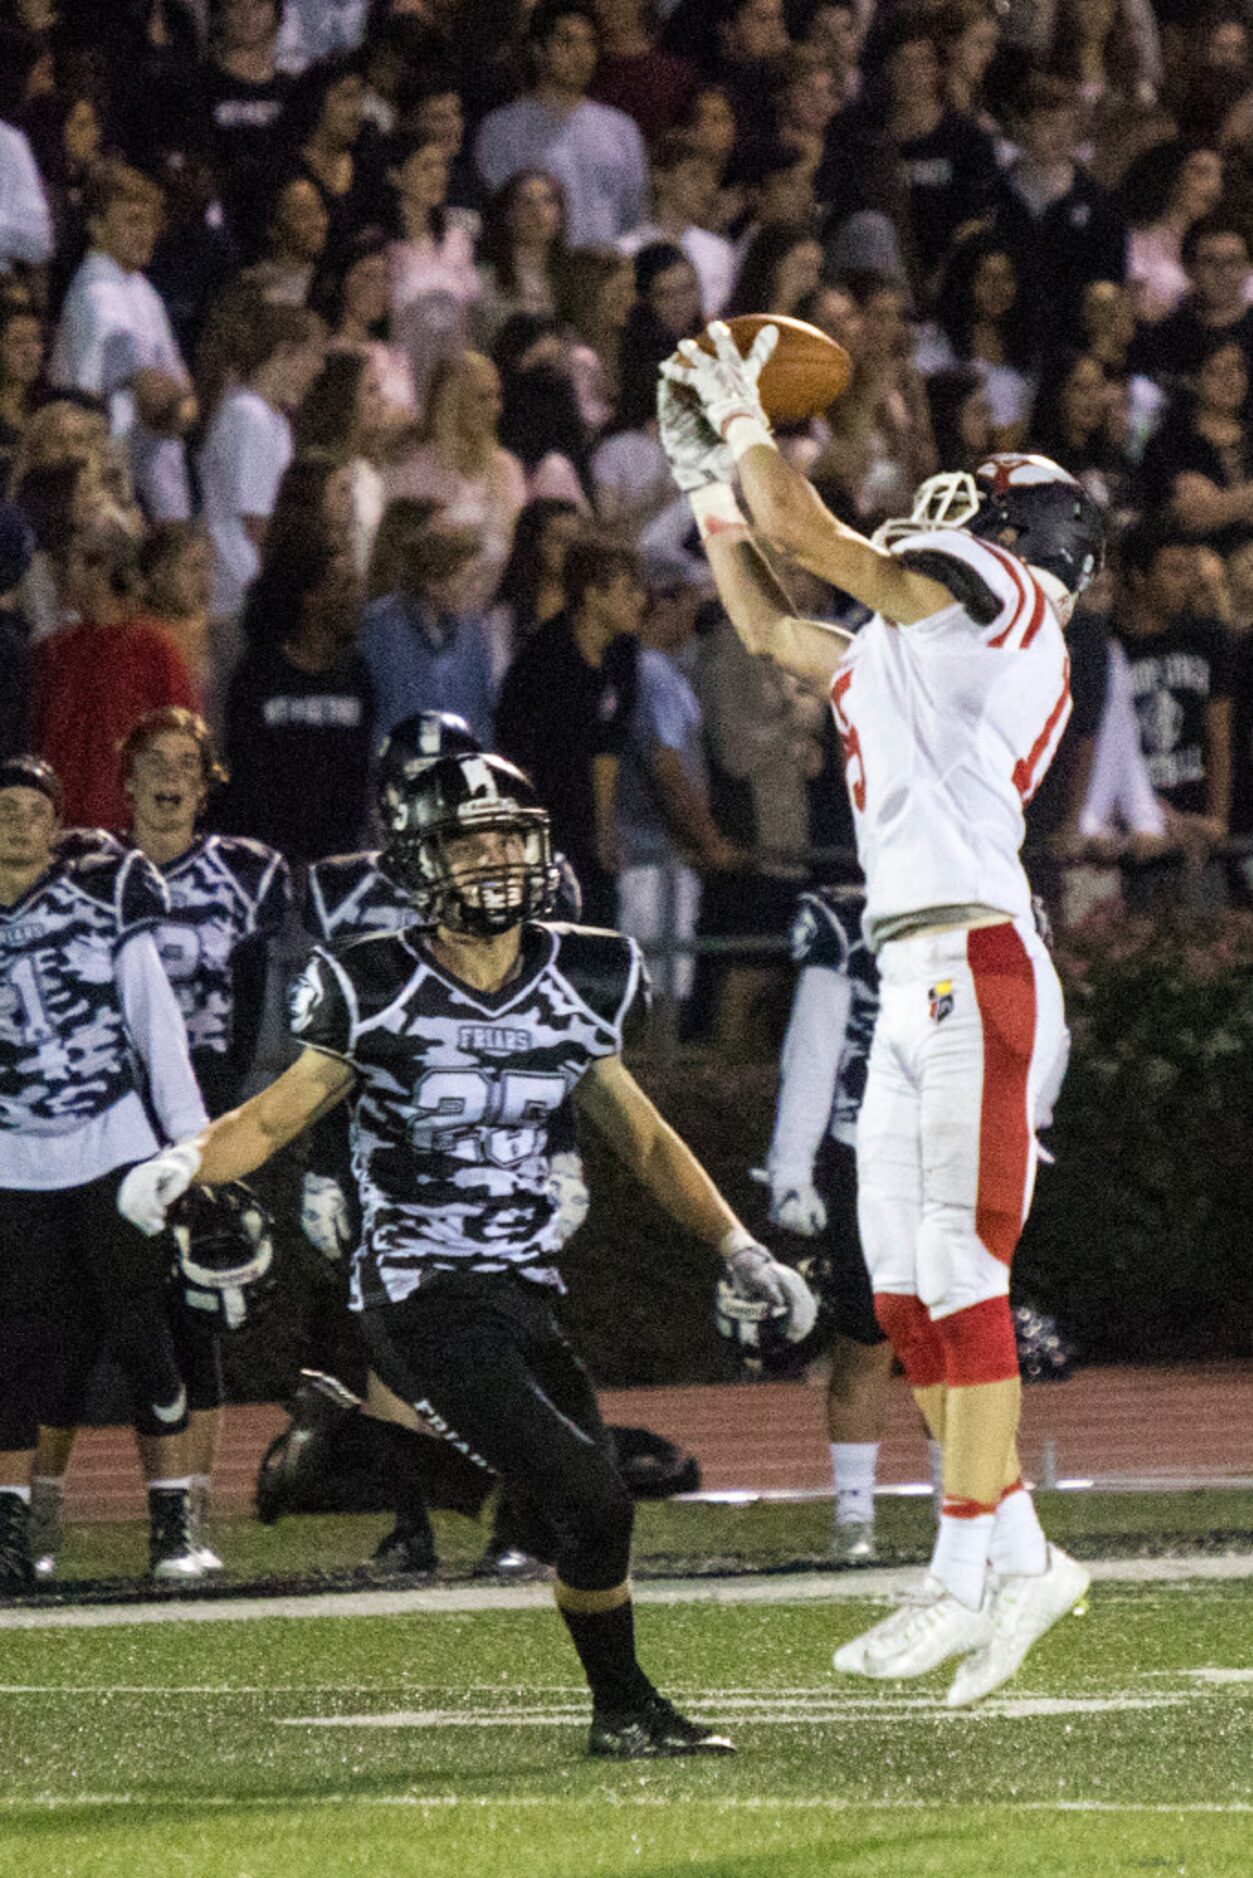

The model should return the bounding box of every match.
[170,1182,276,1334]
[715,1275,798,1377]
[375,711,483,835]
[382,750,560,935]
[967,454,1106,600]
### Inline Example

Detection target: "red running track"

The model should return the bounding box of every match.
[59,1363,1252,1520]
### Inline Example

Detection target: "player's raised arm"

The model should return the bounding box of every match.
[661,322,951,627]
[575,1053,816,1342]
[119,1047,355,1235]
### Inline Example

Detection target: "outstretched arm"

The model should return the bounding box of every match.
[692,490,853,688]
[193,1049,355,1185]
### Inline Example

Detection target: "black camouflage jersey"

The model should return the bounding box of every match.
[288,922,648,1309]
[0,847,167,1134]
[789,888,879,1138]
[303,849,584,944]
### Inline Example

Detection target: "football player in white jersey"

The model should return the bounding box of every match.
[118,748,817,1758]
[31,710,290,1580]
[662,322,1103,1705]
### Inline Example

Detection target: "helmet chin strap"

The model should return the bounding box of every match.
[1029,565,1074,624]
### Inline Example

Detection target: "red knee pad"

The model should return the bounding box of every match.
[936,1297,1019,1386]
[873,1292,945,1388]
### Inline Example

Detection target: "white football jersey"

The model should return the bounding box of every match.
[831,529,1071,948]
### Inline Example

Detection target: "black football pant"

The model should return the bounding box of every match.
[361,1271,634,1591]
[813,1139,885,1348]
[0,1167,190,1450]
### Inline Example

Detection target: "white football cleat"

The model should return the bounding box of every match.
[944,1545,1091,1708]
[834,1574,987,1677]
[831,1519,877,1565]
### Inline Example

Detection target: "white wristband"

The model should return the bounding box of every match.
[723,415,775,462]
[719,1224,758,1262]
[689,483,745,538]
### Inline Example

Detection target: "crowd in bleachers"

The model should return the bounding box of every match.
[3,0,1253,1038]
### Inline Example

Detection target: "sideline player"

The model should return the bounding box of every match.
[764,882,894,1561]
[119,748,816,1756]
[663,322,1099,1704]
[0,757,208,1590]
[31,710,290,1578]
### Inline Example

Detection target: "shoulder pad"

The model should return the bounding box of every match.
[895,544,1001,627]
[324,930,416,1006]
[207,832,281,889]
[56,827,124,863]
[894,528,1049,643]
[789,889,861,971]
[69,845,169,923]
[302,849,394,940]
[548,924,650,1046]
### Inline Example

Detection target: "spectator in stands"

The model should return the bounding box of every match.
[200,0,296,247]
[0,26,54,276]
[240,176,330,305]
[992,72,1128,348]
[1029,348,1133,513]
[919,226,1036,449]
[359,520,496,748]
[1043,0,1163,151]
[408,72,482,223]
[23,79,106,298]
[294,347,388,576]
[50,162,197,522]
[809,274,936,526]
[314,228,417,425]
[591,0,698,142]
[936,0,1001,126]
[474,170,569,347]
[1133,217,1253,403]
[923,363,993,470]
[772,43,841,173]
[0,499,34,760]
[496,334,592,509]
[137,520,221,727]
[473,1,648,248]
[557,246,637,428]
[724,135,817,259]
[146,148,241,372]
[726,221,824,319]
[383,348,526,609]
[1118,522,1234,831]
[665,0,790,137]
[1082,277,1165,458]
[31,520,195,827]
[679,83,739,210]
[1138,335,1253,559]
[238,453,357,645]
[593,244,702,536]
[385,132,480,405]
[219,522,373,860]
[288,52,381,250]
[365,493,439,601]
[198,300,326,622]
[823,8,999,291]
[485,493,580,681]
[496,534,642,925]
[618,132,735,318]
[1123,142,1225,323]
[616,561,741,1004]
[0,301,44,491]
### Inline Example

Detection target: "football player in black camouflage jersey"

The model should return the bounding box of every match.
[31,710,290,1580]
[762,885,896,1562]
[121,749,818,1758]
[0,757,209,1591]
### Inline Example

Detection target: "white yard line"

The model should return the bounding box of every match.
[0,1553,1247,1632]
[0,1792,1248,1815]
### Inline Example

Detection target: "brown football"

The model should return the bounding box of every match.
[697,313,852,422]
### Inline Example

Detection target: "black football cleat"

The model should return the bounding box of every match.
[370,1521,438,1576]
[588,1693,735,1759]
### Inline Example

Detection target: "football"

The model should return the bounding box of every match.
[698,313,852,423]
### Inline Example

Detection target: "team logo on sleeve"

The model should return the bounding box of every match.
[289,959,327,1034]
[928,980,954,1023]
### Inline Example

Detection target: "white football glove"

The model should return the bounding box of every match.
[769,1179,828,1238]
[724,1240,818,1344]
[661,319,778,441]
[301,1172,352,1262]
[656,374,733,493]
[117,1140,203,1237]
[548,1149,591,1242]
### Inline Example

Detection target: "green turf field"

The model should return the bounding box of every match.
[1,1541,1249,1876]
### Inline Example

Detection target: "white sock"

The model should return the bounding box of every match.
[190,1472,212,1497]
[930,1511,994,1610]
[928,1439,944,1513]
[830,1442,878,1525]
[989,1484,1048,1576]
[0,1485,31,1505]
[147,1478,192,1494]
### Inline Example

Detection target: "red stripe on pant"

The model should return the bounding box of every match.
[874,1292,945,1387]
[967,923,1037,1266]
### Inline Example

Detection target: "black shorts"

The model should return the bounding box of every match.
[810,1138,883,1348]
[360,1270,634,1591]
[0,1167,189,1447]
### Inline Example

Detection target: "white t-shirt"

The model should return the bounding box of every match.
[198,387,293,619]
[50,249,191,519]
[0,121,54,271]
[831,528,1072,947]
